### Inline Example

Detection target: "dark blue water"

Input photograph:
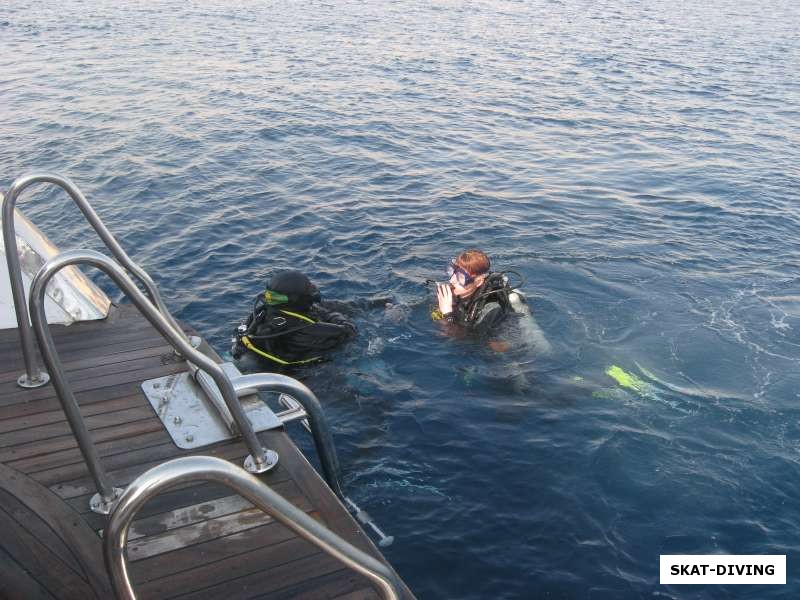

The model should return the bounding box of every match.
[2,1,800,597]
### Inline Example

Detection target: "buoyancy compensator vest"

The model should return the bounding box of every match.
[232,272,356,366]
[459,272,513,325]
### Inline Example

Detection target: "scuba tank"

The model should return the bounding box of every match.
[508,289,529,315]
[473,277,553,354]
[509,287,553,354]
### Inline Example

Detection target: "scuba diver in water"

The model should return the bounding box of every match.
[431,249,552,354]
[231,270,357,370]
[433,249,513,334]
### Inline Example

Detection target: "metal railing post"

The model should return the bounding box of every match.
[2,188,48,388]
[103,456,401,600]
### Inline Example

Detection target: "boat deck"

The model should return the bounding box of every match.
[0,304,412,599]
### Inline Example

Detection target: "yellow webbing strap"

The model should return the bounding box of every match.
[240,335,321,365]
[279,309,316,323]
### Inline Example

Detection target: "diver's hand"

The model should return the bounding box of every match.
[437,283,453,316]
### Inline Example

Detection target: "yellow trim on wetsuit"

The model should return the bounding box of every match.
[239,309,321,365]
[278,309,315,323]
[240,335,322,365]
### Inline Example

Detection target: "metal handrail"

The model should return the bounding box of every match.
[2,173,190,388]
[231,373,344,496]
[103,456,401,600]
[29,249,279,512]
[233,378,395,547]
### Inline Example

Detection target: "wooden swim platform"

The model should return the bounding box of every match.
[0,303,414,599]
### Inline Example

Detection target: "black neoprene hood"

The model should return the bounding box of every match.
[267,270,321,310]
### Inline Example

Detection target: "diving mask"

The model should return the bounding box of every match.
[447,261,477,286]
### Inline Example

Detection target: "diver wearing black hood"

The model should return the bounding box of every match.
[232,270,356,367]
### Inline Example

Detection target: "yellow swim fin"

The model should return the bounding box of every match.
[605,365,650,395]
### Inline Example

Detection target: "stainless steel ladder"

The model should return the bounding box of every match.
[103,455,401,599]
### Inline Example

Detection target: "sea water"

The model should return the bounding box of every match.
[1,1,799,597]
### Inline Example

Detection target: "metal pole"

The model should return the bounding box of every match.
[104,456,401,600]
[234,383,395,547]
[2,188,49,387]
[27,286,120,510]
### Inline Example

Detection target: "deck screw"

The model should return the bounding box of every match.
[185,433,194,442]
[173,416,182,425]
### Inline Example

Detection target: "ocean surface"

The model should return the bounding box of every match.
[2,0,800,597]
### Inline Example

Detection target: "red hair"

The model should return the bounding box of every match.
[455,249,490,276]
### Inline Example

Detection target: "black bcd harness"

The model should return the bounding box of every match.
[233,290,355,366]
[461,272,514,325]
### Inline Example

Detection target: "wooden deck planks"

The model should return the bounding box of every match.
[138,537,327,599]
[0,304,411,599]
[0,417,167,463]
[0,462,113,599]
[0,340,178,386]
[256,569,381,600]
[0,488,84,574]
[0,501,95,599]
[0,392,162,434]
[0,545,58,600]
[7,429,172,474]
[128,518,303,583]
